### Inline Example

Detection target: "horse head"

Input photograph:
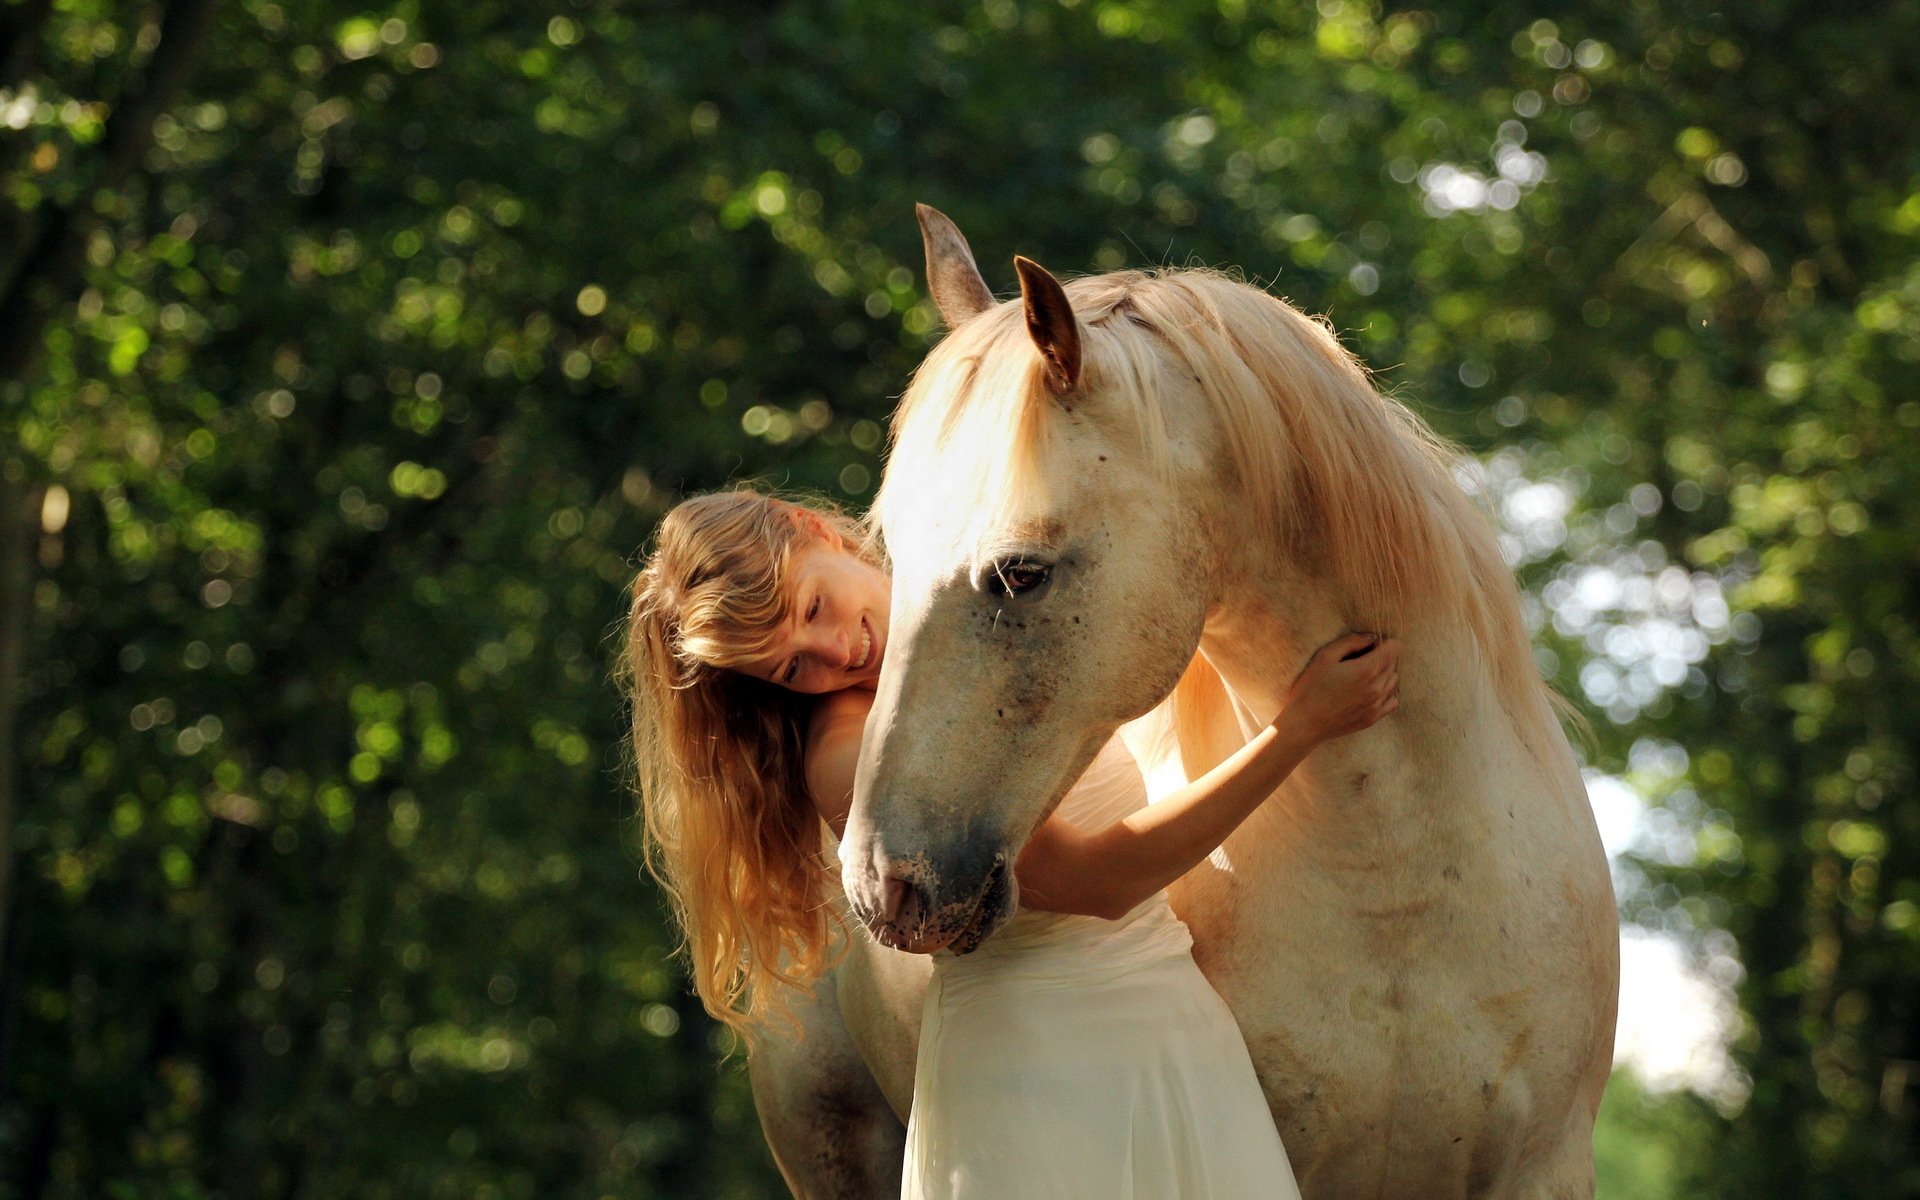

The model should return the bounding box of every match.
[839,207,1229,953]
[844,204,1542,954]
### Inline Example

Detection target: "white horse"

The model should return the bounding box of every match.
[753,207,1618,1199]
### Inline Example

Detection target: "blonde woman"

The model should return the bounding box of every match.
[624,486,1400,1199]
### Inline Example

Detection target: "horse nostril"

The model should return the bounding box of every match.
[881,875,926,931]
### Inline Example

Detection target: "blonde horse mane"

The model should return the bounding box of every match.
[879,267,1564,758]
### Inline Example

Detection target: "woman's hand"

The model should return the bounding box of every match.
[1277,633,1401,745]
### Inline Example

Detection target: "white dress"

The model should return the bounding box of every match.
[901,736,1302,1200]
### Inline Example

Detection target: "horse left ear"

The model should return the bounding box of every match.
[918,204,995,329]
[1014,256,1081,397]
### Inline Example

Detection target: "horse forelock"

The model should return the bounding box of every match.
[877,273,1175,556]
[879,267,1559,750]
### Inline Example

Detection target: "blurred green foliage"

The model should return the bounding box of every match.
[0,0,1914,1196]
[1592,1069,1713,1200]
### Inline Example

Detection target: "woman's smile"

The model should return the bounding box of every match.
[758,538,893,693]
[852,616,876,671]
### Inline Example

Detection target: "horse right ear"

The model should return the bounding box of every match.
[917,203,995,329]
[1013,255,1081,397]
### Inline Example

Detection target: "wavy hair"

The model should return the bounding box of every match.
[620,487,869,1043]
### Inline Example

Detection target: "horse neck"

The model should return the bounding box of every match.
[1194,560,1350,721]
[1192,555,1511,845]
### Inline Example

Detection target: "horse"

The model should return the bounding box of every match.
[754,206,1619,1199]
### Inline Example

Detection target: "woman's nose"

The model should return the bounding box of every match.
[803,625,849,667]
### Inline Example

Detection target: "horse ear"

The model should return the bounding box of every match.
[1013,255,1081,396]
[916,203,994,329]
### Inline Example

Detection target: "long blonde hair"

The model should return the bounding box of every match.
[620,487,869,1042]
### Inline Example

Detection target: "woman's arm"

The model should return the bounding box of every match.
[1016,634,1399,920]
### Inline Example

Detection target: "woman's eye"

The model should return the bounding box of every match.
[806,597,820,621]
[782,658,799,684]
[986,561,1051,598]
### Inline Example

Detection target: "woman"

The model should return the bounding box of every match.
[624,487,1399,1198]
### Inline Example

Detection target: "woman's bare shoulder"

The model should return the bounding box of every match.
[804,687,874,829]
[808,686,875,746]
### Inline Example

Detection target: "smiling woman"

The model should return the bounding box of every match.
[622,487,876,1036]
[750,514,891,693]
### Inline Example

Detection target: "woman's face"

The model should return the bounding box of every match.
[751,534,892,694]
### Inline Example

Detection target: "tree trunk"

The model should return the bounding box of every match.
[0,467,38,952]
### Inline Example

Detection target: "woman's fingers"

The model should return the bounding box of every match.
[1334,632,1381,661]
[1367,656,1396,693]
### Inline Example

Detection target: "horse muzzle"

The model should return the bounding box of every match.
[841,841,1016,955]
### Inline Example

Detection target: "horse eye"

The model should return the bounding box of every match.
[985,561,1051,598]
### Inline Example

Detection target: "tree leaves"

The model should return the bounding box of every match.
[1,1,1916,1196]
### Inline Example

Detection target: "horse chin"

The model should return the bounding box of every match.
[940,856,1017,956]
[941,899,1003,956]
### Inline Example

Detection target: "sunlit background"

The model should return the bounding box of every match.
[2,1,1915,1197]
